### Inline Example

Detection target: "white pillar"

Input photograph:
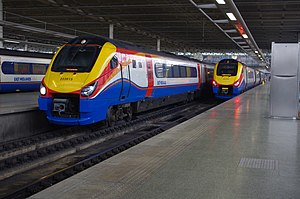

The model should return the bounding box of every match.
[0,0,3,48]
[109,24,113,39]
[157,38,160,51]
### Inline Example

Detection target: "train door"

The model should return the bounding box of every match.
[243,66,248,89]
[120,54,131,101]
[197,63,202,89]
[247,69,255,88]
[145,55,154,97]
[204,64,208,84]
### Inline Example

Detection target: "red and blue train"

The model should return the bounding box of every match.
[212,59,265,99]
[0,49,51,92]
[39,35,214,125]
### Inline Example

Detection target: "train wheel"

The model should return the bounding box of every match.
[124,106,133,122]
[187,93,194,102]
[107,107,116,127]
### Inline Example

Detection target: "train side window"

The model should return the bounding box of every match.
[1,62,14,74]
[207,69,213,79]
[14,63,30,74]
[32,64,48,74]
[138,62,142,68]
[132,60,136,68]
[155,63,164,78]
[190,67,197,77]
[179,66,187,78]
[173,65,180,78]
[164,65,172,78]
[248,71,254,78]
[256,72,260,79]
[110,56,118,69]
[186,67,191,77]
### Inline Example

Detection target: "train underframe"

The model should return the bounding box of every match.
[39,91,199,126]
[107,91,196,126]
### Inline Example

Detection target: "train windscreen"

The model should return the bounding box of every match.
[51,45,101,72]
[217,63,237,76]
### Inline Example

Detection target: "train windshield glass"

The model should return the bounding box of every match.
[51,45,101,72]
[217,63,237,76]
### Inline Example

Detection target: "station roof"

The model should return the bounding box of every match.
[2,0,300,65]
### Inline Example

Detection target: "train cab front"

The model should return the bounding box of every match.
[38,36,117,125]
[212,59,244,99]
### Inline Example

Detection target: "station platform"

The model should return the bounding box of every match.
[30,83,300,199]
[0,92,54,142]
[0,92,39,114]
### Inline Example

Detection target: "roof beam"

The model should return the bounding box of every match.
[188,0,248,54]
[33,0,190,50]
[0,20,76,39]
[226,0,267,63]
[213,19,229,23]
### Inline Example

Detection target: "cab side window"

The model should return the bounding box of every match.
[110,56,118,69]
[132,60,137,68]
[138,62,142,68]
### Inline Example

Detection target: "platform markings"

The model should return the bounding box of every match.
[238,158,278,170]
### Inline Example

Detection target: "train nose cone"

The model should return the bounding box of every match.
[46,72,90,93]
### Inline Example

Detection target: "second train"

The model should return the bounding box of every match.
[212,59,265,99]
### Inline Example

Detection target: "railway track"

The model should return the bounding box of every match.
[0,98,220,199]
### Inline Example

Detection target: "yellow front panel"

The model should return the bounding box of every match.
[44,42,117,93]
[213,62,243,85]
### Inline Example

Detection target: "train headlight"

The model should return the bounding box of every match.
[81,81,98,97]
[212,80,218,87]
[233,76,243,87]
[233,80,240,87]
[40,83,47,96]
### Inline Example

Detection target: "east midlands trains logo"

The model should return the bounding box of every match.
[14,77,31,82]
[157,80,166,85]
[60,77,73,81]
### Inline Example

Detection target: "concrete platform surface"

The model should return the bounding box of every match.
[0,92,53,142]
[0,92,38,114]
[30,84,300,199]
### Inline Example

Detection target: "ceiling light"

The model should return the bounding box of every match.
[213,19,229,23]
[226,13,237,21]
[216,0,226,4]
[224,29,237,33]
[242,34,248,39]
[231,36,242,40]
[198,4,217,9]
[254,50,258,53]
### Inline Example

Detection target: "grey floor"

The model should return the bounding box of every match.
[30,84,300,199]
[0,92,38,114]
